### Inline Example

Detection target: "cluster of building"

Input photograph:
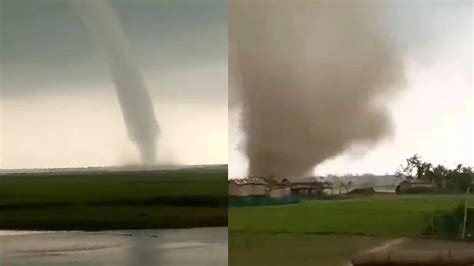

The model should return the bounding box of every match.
[228,176,333,199]
[229,174,446,199]
[396,178,436,192]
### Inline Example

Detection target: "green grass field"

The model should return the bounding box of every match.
[0,166,227,230]
[229,194,474,236]
[229,232,474,266]
[229,194,474,266]
[230,233,390,266]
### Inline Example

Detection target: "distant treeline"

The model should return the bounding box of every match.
[396,154,474,192]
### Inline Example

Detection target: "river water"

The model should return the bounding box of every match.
[0,227,227,266]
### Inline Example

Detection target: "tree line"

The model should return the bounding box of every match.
[395,154,474,192]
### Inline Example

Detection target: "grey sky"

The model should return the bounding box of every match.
[1,0,227,169]
[1,0,472,171]
[1,0,226,102]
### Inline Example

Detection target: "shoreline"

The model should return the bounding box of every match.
[0,226,229,236]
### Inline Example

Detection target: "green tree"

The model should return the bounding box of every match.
[432,164,449,189]
[395,154,421,180]
[447,164,473,191]
[396,155,473,191]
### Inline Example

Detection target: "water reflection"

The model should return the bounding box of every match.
[0,227,227,266]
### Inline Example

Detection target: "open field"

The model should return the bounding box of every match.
[229,194,474,236]
[229,194,474,266]
[230,233,389,266]
[0,166,227,230]
[229,233,474,266]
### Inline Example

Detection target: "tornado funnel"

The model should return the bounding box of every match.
[72,0,160,164]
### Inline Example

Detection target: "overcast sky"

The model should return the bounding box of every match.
[0,0,227,169]
[230,0,473,177]
[1,1,472,174]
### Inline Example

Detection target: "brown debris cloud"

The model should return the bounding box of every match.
[229,1,404,178]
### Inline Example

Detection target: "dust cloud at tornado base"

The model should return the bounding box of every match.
[229,1,405,178]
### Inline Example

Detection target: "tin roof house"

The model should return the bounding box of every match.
[228,178,269,197]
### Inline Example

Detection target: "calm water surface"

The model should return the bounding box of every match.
[0,227,227,266]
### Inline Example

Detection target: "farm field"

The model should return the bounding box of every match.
[229,194,474,266]
[230,233,389,266]
[0,166,227,230]
[229,194,474,236]
[229,233,474,266]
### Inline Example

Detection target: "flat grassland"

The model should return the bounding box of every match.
[230,233,390,266]
[229,233,474,266]
[0,166,227,230]
[229,194,474,266]
[229,194,474,236]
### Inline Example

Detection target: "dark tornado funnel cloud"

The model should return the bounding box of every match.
[72,0,159,164]
[230,1,404,178]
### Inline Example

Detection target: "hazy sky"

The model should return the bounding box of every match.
[0,0,227,169]
[230,1,473,177]
[1,1,472,173]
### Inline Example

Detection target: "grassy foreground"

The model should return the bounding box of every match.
[230,233,389,266]
[229,194,474,236]
[229,232,474,266]
[0,166,227,230]
[229,194,474,266]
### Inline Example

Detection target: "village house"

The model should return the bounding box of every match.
[228,178,269,197]
[269,186,291,198]
[396,179,435,193]
[228,176,333,199]
[275,176,331,196]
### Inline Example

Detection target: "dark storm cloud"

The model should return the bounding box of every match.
[0,0,226,102]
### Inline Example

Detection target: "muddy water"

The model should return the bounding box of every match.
[0,227,227,266]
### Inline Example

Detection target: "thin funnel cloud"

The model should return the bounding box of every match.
[72,0,159,164]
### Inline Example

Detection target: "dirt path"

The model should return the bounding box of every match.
[345,237,407,266]
[366,237,408,253]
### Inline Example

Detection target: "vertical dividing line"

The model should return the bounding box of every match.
[461,187,470,239]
